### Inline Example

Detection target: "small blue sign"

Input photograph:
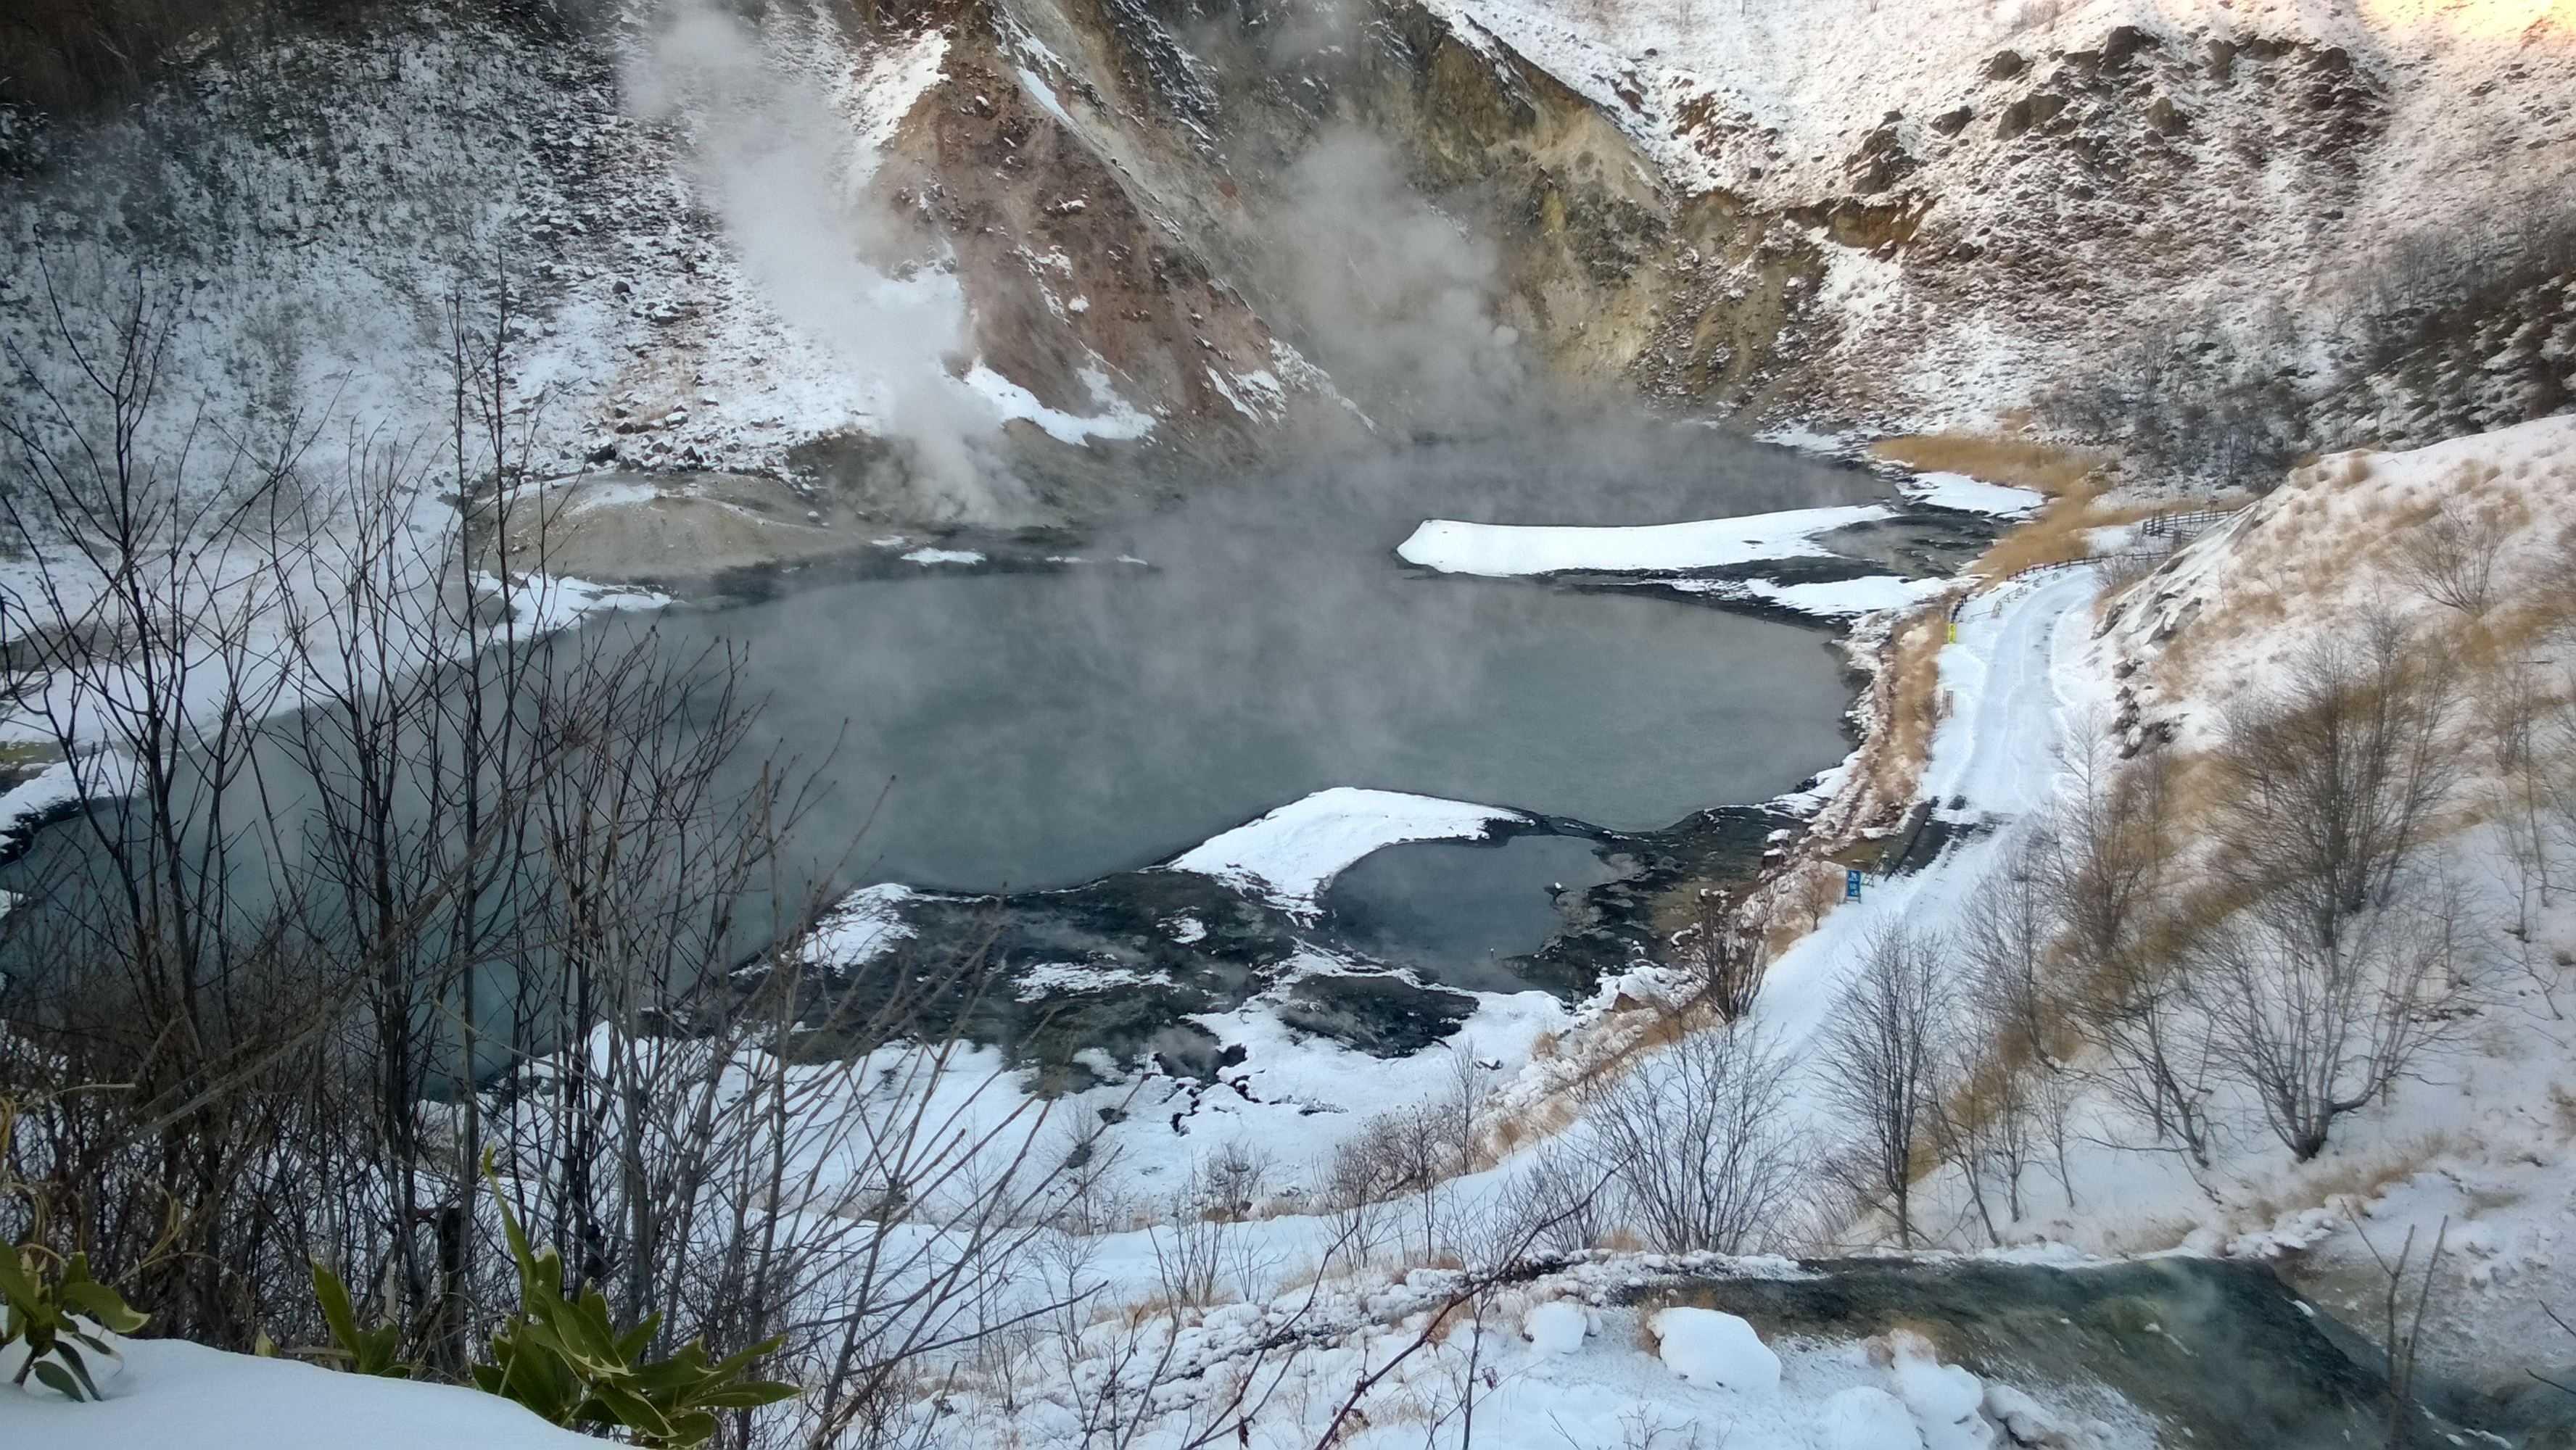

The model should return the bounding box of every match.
[1845,869,1863,901]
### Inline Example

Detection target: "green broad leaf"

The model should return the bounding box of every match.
[51,1339,102,1400]
[30,1358,86,1401]
[585,1379,678,1439]
[706,1333,786,1378]
[482,1152,553,1300]
[550,1297,627,1370]
[627,1357,714,1396]
[658,1407,721,1449]
[62,1283,146,1336]
[692,1378,801,1409]
[311,1264,362,1346]
[70,1330,122,1359]
[519,1316,615,1378]
[500,1347,581,1424]
[614,1312,660,1362]
[0,1251,44,1310]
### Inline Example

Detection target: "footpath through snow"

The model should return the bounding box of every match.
[1750,566,2108,1135]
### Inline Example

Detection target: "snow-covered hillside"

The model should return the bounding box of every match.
[10,0,2569,536]
[1437,0,2576,451]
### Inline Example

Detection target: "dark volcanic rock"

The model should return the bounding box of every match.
[1275,974,1478,1058]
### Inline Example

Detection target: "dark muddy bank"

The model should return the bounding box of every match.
[764,801,1801,1091]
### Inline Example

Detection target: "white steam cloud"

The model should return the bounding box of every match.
[624,0,1017,518]
[1261,129,1527,434]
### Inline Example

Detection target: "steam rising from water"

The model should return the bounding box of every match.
[624,0,1017,518]
[1260,128,1527,433]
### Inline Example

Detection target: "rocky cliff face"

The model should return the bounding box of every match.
[4,0,2572,534]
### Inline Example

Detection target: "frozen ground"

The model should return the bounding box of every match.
[0,1336,596,1448]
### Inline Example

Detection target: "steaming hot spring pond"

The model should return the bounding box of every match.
[610,424,1950,989]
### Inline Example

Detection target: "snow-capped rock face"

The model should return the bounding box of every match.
[4,0,2569,535]
[1426,0,2576,458]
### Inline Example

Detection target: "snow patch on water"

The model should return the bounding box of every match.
[1163,787,1530,918]
[1902,471,2044,517]
[1396,505,1889,576]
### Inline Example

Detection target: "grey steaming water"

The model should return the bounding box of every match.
[647,425,1878,898]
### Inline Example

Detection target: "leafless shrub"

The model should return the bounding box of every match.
[2392,493,2507,617]
[1954,829,2079,1216]
[1962,829,2070,1069]
[2050,744,2225,1167]
[1194,1137,1271,1222]
[2199,884,2470,1163]
[0,265,1081,1449]
[2215,616,2459,925]
[2351,1211,2450,1449]
[1819,925,1948,1248]
[1577,1022,1799,1254]
[1490,1140,1611,1256]
[1673,890,1767,1019]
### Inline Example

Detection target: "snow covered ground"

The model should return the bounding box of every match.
[0,1336,596,1448]
[1633,566,2114,1168]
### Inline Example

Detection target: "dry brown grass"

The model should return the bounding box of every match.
[1868,432,2108,496]
[1862,609,1952,803]
[1871,431,2245,587]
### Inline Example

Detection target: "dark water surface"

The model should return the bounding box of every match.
[1321,833,1623,990]
[648,424,1878,895]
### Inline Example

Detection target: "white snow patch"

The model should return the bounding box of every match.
[1888,1332,1995,1450]
[1014,66,1078,129]
[1397,505,1890,576]
[1651,1306,1781,1393]
[1014,961,1177,1001]
[1904,471,2045,518]
[1819,1385,1927,1450]
[0,1336,595,1448]
[901,547,986,566]
[1756,423,1857,454]
[0,759,89,843]
[963,362,1155,444]
[1524,1300,1590,1354]
[806,883,917,969]
[1164,787,1527,917]
[1742,573,1951,618]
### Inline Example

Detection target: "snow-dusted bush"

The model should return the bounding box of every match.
[1578,1022,1799,1255]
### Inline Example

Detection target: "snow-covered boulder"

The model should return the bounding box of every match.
[1522,1301,1588,1355]
[1648,1306,1779,1392]
[1817,1385,1925,1450]
[1886,1330,1996,1450]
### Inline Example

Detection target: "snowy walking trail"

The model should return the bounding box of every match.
[1918,567,2102,823]
[1752,566,2104,1111]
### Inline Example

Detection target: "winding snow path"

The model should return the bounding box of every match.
[1918,567,2102,823]
[1751,566,2105,1093]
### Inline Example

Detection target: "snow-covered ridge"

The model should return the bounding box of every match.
[2105,412,2576,749]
